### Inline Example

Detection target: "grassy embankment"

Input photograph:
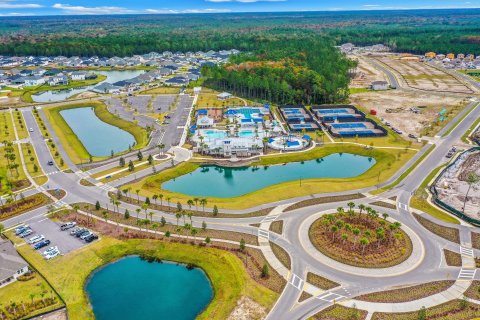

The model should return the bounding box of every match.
[461,116,480,144]
[21,75,107,103]
[441,102,479,138]
[126,143,417,210]
[21,143,48,186]
[410,164,460,224]
[0,144,30,195]
[43,101,149,164]
[371,144,435,195]
[11,235,278,320]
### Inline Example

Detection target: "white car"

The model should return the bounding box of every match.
[19,229,33,238]
[80,231,93,240]
[28,234,45,244]
[42,246,58,256]
[29,128,34,132]
[44,250,60,260]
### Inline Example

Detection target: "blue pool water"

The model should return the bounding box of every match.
[60,107,136,157]
[86,256,213,320]
[338,130,376,136]
[163,153,375,197]
[291,123,315,128]
[201,130,227,140]
[331,123,367,129]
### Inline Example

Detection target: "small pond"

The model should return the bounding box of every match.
[86,256,213,320]
[60,107,135,157]
[32,70,145,102]
[162,153,376,197]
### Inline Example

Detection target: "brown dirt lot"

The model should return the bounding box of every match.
[349,55,388,88]
[375,57,474,94]
[350,90,468,136]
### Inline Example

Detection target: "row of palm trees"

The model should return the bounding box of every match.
[320,202,403,253]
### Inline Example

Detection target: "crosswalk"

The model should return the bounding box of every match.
[75,170,91,179]
[316,292,346,303]
[458,268,476,280]
[52,200,67,209]
[398,202,409,211]
[98,184,115,192]
[460,246,474,257]
[37,186,46,192]
[261,215,278,223]
[289,273,304,290]
[45,171,59,176]
[258,229,270,240]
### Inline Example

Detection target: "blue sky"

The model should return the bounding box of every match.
[0,0,478,16]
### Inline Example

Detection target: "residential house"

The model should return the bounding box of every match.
[24,76,45,87]
[0,238,29,288]
[371,81,389,91]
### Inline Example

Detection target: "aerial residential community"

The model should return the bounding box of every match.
[1,4,480,320]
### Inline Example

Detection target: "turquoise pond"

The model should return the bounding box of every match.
[60,107,135,157]
[86,256,213,320]
[162,153,376,197]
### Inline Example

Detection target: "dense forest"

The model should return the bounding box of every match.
[202,37,355,105]
[0,9,479,56]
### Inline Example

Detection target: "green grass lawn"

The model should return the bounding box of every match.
[0,271,63,318]
[126,143,417,210]
[12,235,278,320]
[43,101,149,164]
[410,164,460,224]
[0,110,16,142]
[442,102,479,138]
[461,116,480,144]
[0,144,29,195]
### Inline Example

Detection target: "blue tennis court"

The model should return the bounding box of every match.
[338,130,375,136]
[316,109,349,114]
[331,123,367,129]
[283,109,303,114]
[291,124,316,129]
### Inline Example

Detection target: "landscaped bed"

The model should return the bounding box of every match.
[464,280,480,300]
[309,210,412,268]
[125,143,416,210]
[371,299,480,320]
[413,214,460,244]
[42,101,148,163]
[0,193,52,221]
[269,220,283,234]
[269,241,291,270]
[356,281,455,303]
[306,272,339,290]
[444,249,462,267]
[472,232,480,250]
[310,304,367,320]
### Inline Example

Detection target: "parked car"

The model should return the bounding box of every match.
[80,231,93,240]
[34,239,51,250]
[69,227,81,235]
[408,134,417,139]
[19,229,33,238]
[42,246,58,256]
[76,230,90,238]
[44,250,60,260]
[72,228,86,237]
[28,234,45,244]
[15,225,30,235]
[60,222,76,231]
[84,234,98,243]
[165,115,171,119]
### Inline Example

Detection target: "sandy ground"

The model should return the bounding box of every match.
[227,296,268,320]
[375,57,473,94]
[349,89,468,136]
[349,55,387,88]
[436,150,480,218]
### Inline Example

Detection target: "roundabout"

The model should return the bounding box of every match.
[299,208,425,277]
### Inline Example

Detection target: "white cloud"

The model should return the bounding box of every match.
[0,1,42,9]
[363,4,381,7]
[0,11,34,16]
[52,3,135,14]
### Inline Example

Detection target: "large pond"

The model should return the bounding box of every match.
[60,107,135,157]
[32,70,145,102]
[163,153,376,197]
[86,256,213,320]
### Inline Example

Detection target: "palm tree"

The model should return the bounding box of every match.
[352,228,360,248]
[149,212,154,222]
[135,189,140,203]
[159,194,164,207]
[360,237,369,254]
[382,213,389,220]
[191,228,198,244]
[193,197,199,211]
[175,212,181,227]
[358,204,365,215]
[152,194,158,206]
[341,233,348,245]
[187,212,193,224]
[152,223,159,235]
[187,199,194,210]
[330,225,338,242]
[200,198,207,212]
[463,172,480,212]
[142,203,149,219]
[166,197,171,210]
[135,208,141,220]
[347,202,355,213]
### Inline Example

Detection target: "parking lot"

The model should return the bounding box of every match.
[16,217,87,257]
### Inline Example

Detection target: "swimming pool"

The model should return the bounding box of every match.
[291,123,316,129]
[316,109,349,114]
[201,130,227,140]
[231,108,261,119]
[331,123,367,129]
